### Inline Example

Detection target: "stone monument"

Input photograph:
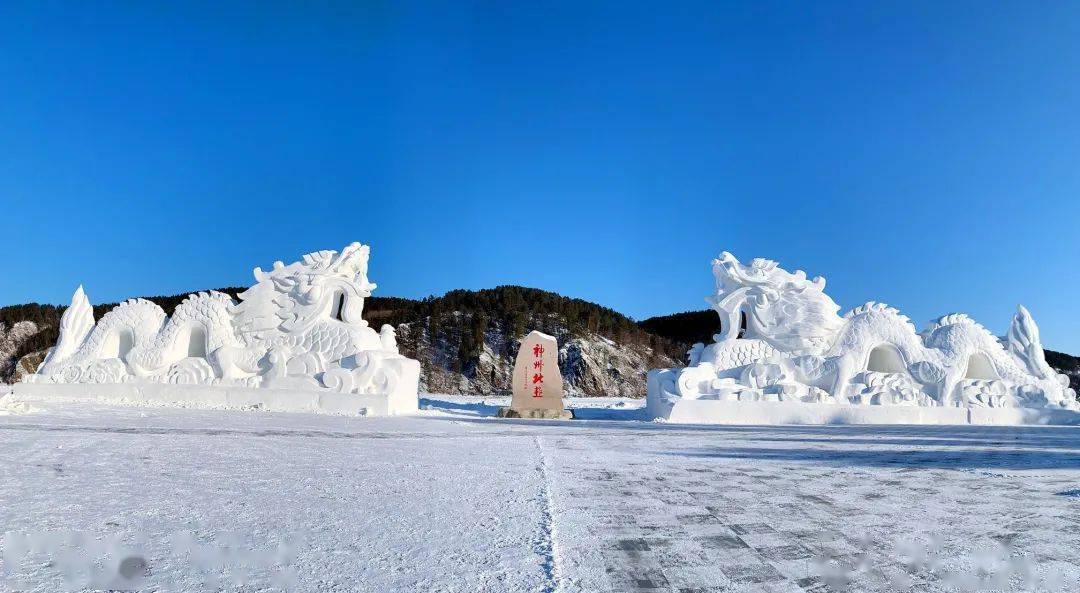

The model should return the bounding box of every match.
[17,242,420,416]
[498,330,572,419]
[647,252,1080,425]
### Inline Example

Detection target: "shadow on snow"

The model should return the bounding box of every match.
[656,442,1080,471]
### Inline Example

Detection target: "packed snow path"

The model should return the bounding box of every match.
[0,395,1078,592]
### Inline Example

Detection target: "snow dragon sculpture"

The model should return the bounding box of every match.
[648,252,1078,423]
[26,243,419,414]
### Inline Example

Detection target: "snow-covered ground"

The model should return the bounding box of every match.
[1,393,1078,592]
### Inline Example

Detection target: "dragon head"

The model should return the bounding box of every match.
[233,242,377,340]
[708,252,844,355]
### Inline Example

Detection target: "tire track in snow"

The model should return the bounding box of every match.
[533,435,562,593]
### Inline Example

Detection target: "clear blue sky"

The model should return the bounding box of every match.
[3,2,1080,351]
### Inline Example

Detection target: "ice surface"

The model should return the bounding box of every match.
[1,394,1078,592]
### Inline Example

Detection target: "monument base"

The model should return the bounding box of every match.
[496,407,573,420]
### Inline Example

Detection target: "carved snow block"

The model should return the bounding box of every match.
[646,250,1080,425]
[498,331,571,420]
[22,242,421,416]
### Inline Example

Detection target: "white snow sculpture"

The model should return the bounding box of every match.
[647,252,1079,425]
[24,243,419,415]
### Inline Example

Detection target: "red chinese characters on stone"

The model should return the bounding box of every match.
[532,344,544,397]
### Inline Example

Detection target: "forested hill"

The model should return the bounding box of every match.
[0,286,684,396]
[638,310,720,346]
[4,291,1078,397]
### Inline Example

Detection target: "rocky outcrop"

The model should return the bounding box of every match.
[1,321,44,383]
[397,314,678,397]
[12,350,47,383]
[560,335,668,397]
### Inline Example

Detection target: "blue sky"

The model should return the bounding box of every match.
[3,2,1080,351]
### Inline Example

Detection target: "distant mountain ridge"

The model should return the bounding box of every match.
[639,310,720,346]
[3,292,1078,398]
